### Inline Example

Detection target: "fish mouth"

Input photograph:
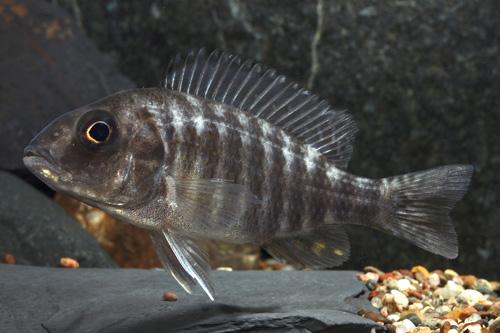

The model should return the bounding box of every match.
[23,146,72,186]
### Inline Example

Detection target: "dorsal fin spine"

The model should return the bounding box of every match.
[252,75,284,116]
[222,59,251,103]
[211,55,238,100]
[194,50,209,95]
[201,51,223,97]
[186,50,202,94]
[273,90,312,127]
[265,83,302,122]
[289,101,329,136]
[295,111,334,140]
[239,68,274,110]
[230,61,257,105]
[276,95,317,129]
[178,52,190,92]
[256,79,293,119]
[283,99,324,132]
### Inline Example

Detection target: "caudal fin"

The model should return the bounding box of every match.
[379,165,473,259]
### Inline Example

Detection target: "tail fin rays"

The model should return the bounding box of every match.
[379,165,473,259]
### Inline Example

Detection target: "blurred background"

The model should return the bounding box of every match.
[0,0,498,279]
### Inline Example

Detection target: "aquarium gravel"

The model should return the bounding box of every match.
[357,266,500,333]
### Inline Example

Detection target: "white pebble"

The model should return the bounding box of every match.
[391,290,409,310]
[462,324,482,333]
[435,280,464,299]
[464,313,482,323]
[396,278,412,291]
[387,313,401,322]
[365,272,379,283]
[458,289,484,305]
[393,319,416,333]
[428,273,440,287]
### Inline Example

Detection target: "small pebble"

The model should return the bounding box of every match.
[462,275,477,288]
[60,257,79,268]
[458,289,484,306]
[393,319,415,333]
[391,290,409,310]
[371,296,383,309]
[475,279,493,294]
[365,272,380,283]
[2,253,15,264]
[435,281,464,299]
[429,273,441,287]
[489,316,500,333]
[162,291,178,302]
[387,313,401,322]
[464,313,482,324]
[396,278,412,291]
[364,266,384,275]
[423,317,441,329]
[444,269,459,279]
[411,265,430,279]
[462,324,482,333]
[400,311,422,326]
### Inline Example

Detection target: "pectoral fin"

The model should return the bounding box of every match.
[173,177,261,229]
[150,229,215,301]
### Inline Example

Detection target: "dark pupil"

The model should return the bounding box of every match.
[89,122,110,142]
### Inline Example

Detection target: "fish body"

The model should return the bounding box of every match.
[23,50,473,300]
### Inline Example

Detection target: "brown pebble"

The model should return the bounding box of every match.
[162,291,178,302]
[440,321,450,333]
[462,275,478,288]
[2,253,15,264]
[459,306,478,321]
[385,324,396,333]
[399,269,412,277]
[489,316,500,333]
[362,310,386,323]
[60,257,79,268]
[408,289,424,299]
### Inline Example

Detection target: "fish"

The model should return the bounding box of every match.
[23,49,473,301]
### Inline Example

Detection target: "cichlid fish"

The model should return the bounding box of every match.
[23,50,473,300]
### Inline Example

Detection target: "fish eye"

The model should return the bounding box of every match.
[77,110,119,151]
[85,121,111,144]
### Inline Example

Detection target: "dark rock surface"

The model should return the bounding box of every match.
[0,0,134,171]
[0,264,382,333]
[0,171,116,268]
[59,0,500,278]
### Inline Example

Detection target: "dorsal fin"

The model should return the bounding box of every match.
[164,49,357,169]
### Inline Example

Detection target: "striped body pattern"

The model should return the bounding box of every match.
[147,90,381,243]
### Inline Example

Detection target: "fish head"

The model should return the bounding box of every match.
[23,90,165,208]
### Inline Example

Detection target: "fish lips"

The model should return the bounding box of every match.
[23,145,73,189]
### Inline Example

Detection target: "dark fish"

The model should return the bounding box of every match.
[23,49,473,300]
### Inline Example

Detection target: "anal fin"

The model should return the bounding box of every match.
[150,229,215,301]
[264,225,350,269]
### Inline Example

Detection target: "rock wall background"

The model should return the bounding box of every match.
[1,0,498,278]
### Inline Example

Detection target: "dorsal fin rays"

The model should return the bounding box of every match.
[163,49,358,169]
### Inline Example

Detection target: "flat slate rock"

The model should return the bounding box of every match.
[0,0,134,171]
[0,264,383,333]
[0,171,116,268]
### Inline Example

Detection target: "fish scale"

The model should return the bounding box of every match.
[23,49,473,301]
